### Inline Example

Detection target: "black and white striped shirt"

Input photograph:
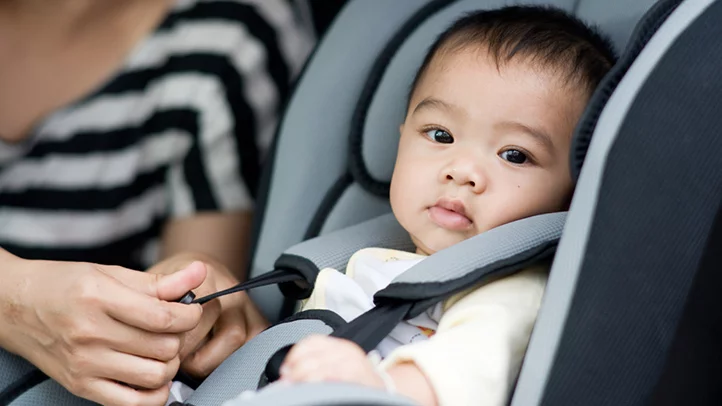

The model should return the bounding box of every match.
[0,0,315,270]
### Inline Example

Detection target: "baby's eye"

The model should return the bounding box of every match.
[499,149,528,164]
[424,129,454,144]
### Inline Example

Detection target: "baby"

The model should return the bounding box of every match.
[231,5,616,406]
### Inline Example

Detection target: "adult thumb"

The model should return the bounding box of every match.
[95,261,207,301]
[155,261,208,302]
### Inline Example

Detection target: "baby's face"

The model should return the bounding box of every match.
[390,47,587,255]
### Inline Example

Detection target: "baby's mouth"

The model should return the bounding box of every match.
[428,198,473,231]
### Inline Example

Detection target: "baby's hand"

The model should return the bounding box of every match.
[280,335,386,389]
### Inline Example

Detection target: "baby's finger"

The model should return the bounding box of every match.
[283,335,333,367]
[295,335,335,352]
[281,357,328,383]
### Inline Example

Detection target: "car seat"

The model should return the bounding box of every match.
[5,0,722,404]
[245,0,661,324]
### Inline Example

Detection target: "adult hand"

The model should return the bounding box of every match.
[147,253,269,379]
[0,252,205,406]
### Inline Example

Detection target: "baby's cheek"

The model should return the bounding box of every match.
[424,228,467,253]
[391,176,425,213]
[508,183,569,219]
[489,194,540,227]
[535,182,573,212]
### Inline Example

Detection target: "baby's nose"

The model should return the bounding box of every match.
[442,163,486,193]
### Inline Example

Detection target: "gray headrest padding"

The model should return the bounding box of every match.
[318,184,392,235]
[281,213,415,273]
[576,0,662,52]
[221,382,417,406]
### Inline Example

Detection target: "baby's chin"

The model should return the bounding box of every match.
[412,233,466,256]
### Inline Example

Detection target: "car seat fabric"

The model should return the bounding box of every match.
[221,382,418,406]
[0,352,60,406]
[0,351,34,395]
[186,317,341,405]
[3,381,96,406]
[248,0,659,324]
[512,0,722,405]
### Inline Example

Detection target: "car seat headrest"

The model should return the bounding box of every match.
[348,0,472,197]
[250,0,661,322]
[569,0,679,181]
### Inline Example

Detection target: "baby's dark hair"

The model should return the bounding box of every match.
[408,5,617,105]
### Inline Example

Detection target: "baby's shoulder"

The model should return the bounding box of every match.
[443,265,549,312]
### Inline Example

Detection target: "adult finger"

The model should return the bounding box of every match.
[180,308,246,378]
[81,378,171,406]
[97,261,207,301]
[178,298,221,361]
[92,351,180,390]
[155,261,207,301]
[103,323,182,362]
[102,276,203,333]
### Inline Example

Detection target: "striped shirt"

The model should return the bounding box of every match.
[0,0,315,270]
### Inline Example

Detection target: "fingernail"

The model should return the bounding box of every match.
[182,261,199,271]
[279,365,289,377]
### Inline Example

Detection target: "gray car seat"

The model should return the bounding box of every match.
[4,0,722,404]
[247,0,660,324]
